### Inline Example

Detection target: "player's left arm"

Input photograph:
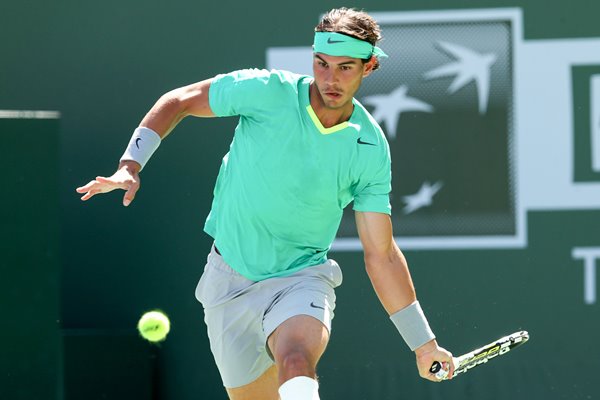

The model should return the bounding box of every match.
[355,211,455,381]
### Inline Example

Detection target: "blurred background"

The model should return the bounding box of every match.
[2,0,599,399]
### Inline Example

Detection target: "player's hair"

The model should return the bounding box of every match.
[315,7,383,71]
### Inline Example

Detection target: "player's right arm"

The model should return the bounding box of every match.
[138,78,215,138]
[75,79,214,206]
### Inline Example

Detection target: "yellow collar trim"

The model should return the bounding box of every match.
[305,105,349,135]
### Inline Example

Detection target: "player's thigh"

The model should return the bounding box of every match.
[197,245,274,388]
[268,314,330,366]
[226,364,279,400]
[265,260,342,365]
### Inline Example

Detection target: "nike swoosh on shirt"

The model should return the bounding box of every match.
[310,302,325,310]
[357,138,376,146]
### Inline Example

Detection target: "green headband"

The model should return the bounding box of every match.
[313,31,388,59]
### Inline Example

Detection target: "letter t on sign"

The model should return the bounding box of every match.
[572,247,600,305]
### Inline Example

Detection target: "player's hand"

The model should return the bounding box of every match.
[414,339,455,381]
[76,161,141,206]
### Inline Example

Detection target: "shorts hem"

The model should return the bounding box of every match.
[221,361,275,389]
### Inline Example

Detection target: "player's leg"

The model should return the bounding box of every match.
[196,249,342,400]
[262,259,344,399]
[268,315,329,382]
[268,314,330,399]
[226,317,339,400]
[196,246,280,399]
[225,365,279,400]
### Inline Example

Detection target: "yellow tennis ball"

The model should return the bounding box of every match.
[137,311,170,342]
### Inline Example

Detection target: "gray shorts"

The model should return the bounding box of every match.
[195,245,343,388]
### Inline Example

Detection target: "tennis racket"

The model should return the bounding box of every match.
[430,330,529,379]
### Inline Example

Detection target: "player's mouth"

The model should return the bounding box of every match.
[324,91,343,100]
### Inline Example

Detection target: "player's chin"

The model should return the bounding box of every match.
[323,96,348,109]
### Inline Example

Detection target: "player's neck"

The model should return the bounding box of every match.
[309,83,354,128]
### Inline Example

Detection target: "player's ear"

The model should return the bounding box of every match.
[362,56,377,77]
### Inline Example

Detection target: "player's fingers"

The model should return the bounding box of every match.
[80,189,100,201]
[95,175,131,190]
[78,179,126,201]
[432,366,447,382]
[426,357,453,381]
[422,364,442,382]
[96,176,122,185]
[76,180,98,193]
[435,361,451,381]
[435,357,455,380]
[122,181,140,207]
[77,180,105,200]
[427,372,443,382]
[447,357,456,379]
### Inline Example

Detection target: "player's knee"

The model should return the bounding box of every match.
[278,350,314,377]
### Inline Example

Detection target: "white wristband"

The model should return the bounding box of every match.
[390,301,436,351]
[120,127,161,171]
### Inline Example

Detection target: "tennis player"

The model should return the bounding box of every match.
[77,7,454,400]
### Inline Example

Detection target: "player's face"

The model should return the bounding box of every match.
[312,53,375,110]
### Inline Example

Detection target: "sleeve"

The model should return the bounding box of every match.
[352,145,392,215]
[208,69,290,118]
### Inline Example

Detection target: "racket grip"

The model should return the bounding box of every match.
[429,361,449,380]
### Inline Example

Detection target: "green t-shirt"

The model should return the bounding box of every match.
[205,69,391,281]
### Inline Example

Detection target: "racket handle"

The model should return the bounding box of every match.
[429,361,449,379]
